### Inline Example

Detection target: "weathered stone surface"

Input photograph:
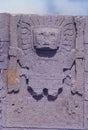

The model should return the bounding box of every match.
[0,14,88,130]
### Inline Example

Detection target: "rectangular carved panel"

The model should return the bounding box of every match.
[0,14,88,130]
[5,15,84,129]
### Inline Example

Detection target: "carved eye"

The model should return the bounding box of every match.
[39,32,44,35]
[50,33,55,36]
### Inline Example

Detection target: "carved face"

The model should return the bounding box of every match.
[33,27,60,50]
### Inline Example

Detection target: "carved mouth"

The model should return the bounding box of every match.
[34,47,59,58]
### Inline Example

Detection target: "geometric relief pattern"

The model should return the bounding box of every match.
[0,14,88,130]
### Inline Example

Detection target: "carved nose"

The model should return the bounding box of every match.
[44,33,50,38]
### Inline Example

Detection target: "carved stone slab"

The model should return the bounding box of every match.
[0,14,88,130]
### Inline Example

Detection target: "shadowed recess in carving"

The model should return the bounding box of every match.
[27,86,44,101]
[35,48,58,58]
[20,74,29,84]
[47,88,63,101]
[17,59,29,70]
[62,75,71,84]
[27,86,63,101]
[63,61,76,72]
[43,88,48,96]
[71,90,82,97]
[8,89,19,94]
[8,55,16,60]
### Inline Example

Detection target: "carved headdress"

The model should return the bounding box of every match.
[18,15,76,54]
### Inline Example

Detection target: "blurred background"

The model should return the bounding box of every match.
[0,0,88,15]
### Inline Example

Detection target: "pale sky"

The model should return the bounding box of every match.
[0,0,88,15]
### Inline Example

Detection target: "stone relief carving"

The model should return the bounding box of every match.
[8,16,79,100]
[0,14,87,129]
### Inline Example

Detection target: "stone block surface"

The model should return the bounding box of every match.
[0,14,88,130]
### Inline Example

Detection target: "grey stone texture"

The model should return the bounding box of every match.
[0,13,88,130]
